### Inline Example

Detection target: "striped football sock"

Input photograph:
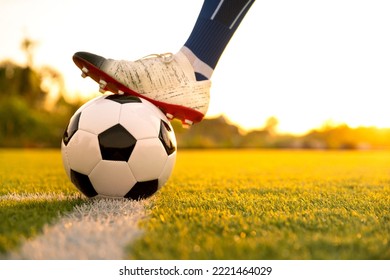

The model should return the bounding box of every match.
[181,0,255,81]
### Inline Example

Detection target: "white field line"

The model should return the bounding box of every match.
[3,194,150,260]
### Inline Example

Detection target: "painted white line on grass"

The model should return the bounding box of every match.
[7,196,149,260]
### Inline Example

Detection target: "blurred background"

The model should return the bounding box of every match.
[1,0,390,148]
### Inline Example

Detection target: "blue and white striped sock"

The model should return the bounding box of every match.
[182,0,255,81]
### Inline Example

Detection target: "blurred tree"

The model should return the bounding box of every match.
[0,37,80,147]
[172,115,242,148]
[40,66,66,109]
[264,116,279,136]
[21,37,36,68]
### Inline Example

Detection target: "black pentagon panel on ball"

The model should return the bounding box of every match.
[159,120,176,155]
[63,112,81,146]
[105,95,142,104]
[98,124,137,161]
[124,179,159,200]
[70,169,98,198]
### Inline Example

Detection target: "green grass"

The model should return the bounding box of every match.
[0,149,78,196]
[0,149,83,254]
[0,198,82,255]
[0,149,389,259]
[131,150,390,259]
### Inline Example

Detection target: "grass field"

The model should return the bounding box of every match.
[0,149,389,259]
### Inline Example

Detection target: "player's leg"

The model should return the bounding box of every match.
[182,0,255,81]
[73,0,255,126]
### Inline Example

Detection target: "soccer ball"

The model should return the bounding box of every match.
[61,94,177,200]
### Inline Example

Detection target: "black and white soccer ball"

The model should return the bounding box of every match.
[61,95,177,200]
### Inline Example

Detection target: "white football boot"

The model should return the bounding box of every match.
[73,51,211,126]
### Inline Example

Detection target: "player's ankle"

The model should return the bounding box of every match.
[179,46,213,81]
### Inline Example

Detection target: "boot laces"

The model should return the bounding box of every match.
[138,53,174,64]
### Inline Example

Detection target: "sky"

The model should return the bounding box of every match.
[1,0,390,134]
